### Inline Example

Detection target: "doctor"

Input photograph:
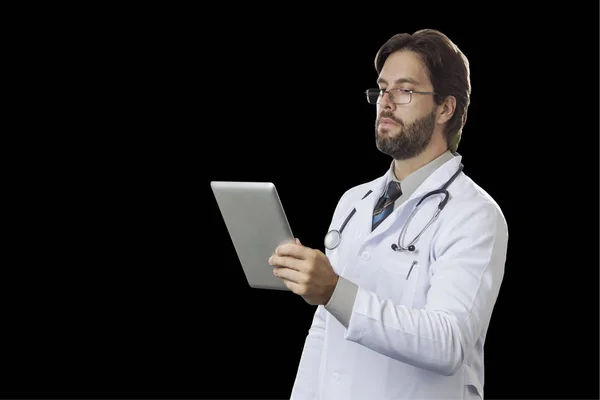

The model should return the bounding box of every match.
[269,29,508,399]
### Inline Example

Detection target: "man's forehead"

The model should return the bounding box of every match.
[378,51,428,85]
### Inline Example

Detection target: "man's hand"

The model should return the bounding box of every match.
[269,238,339,305]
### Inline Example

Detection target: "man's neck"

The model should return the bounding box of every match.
[393,144,448,181]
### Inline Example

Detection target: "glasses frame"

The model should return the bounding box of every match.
[364,88,436,105]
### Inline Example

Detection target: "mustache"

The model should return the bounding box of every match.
[377,112,404,126]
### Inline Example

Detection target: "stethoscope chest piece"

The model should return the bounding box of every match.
[324,229,341,250]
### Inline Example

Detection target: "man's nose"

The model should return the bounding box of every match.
[380,91,395,109]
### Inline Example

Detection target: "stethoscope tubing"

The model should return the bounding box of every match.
[324,164,463,251]
[323,190,371,250]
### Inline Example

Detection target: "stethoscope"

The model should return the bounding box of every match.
[324,164,464,252]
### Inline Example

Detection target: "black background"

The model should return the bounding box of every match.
[5,4,598,400]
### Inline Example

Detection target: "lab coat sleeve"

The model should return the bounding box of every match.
[290,304,327,399]
[343,201,508,376]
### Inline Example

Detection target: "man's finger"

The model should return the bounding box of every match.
[276,243,310,260]
[279,278,305,296]
[269,255,305,271]
[273,267,306,284]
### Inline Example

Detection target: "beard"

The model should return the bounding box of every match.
[375,109,437,160]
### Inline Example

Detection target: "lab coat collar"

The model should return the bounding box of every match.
[409,152,463,199]
[366,151,462,206]
[385,150,456,202]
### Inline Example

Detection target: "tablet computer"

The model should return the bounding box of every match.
[210,181,295,291]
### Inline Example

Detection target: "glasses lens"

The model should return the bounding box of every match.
[390,89,411,104]
[366,89,381,104]
[365,89,411,104]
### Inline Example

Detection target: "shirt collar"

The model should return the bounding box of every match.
[385,150,456,199]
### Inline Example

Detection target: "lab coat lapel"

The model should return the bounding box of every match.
[352,175,387,240]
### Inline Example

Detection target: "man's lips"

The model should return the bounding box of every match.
[379,117,398,125]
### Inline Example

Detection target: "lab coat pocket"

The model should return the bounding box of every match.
[378,257,421,308]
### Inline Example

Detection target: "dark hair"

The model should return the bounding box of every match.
[374,29,471,152]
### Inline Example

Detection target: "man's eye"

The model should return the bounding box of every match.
[388,88,411,94]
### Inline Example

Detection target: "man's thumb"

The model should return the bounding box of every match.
[296,238,302,245]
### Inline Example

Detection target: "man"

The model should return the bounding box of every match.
[268,29,508,399]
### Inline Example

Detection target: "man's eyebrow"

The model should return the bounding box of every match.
[376,77,420,86]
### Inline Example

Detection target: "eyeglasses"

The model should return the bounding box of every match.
[365,88,436,105]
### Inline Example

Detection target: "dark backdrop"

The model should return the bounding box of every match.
[6,4,598,400]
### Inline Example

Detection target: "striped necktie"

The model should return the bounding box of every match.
[372,181,402,231]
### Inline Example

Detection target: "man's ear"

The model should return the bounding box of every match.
[437,96,456,125]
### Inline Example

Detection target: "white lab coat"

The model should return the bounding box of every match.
[290,155,508,400]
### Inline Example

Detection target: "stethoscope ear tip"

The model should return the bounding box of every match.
[391,243,416,252]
